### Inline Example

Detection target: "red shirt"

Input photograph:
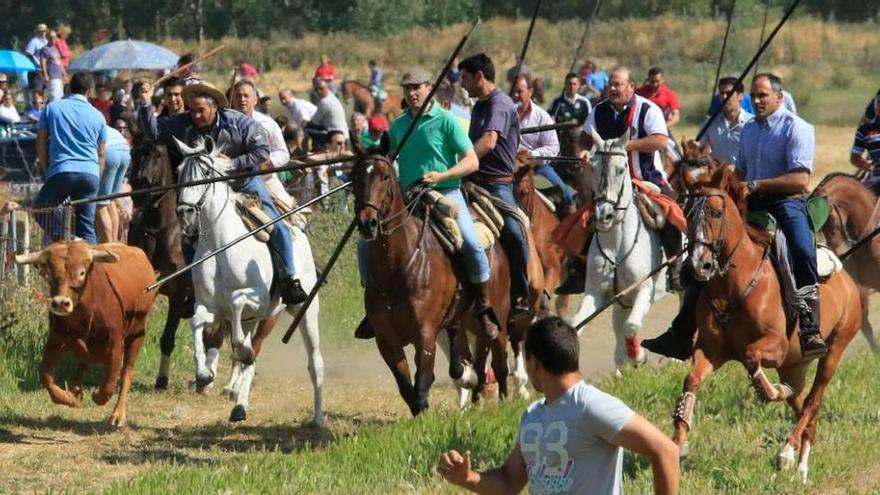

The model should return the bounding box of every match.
[56,38,71,67]
[635,84,680,115]
[90,98,111,124]
[315,63,338,81]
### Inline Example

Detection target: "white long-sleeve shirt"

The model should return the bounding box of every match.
[251,110,295,209]
[518,101,559,162]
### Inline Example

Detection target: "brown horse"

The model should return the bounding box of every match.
[341,80,403,118]
[812,173,880,352]
[514,151,570,316]
[673,166,861,481]
[351,145,512,416]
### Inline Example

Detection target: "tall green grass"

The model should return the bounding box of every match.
[103,352,880,494]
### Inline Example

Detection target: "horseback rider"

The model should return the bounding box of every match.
[368,59,384,108]
[353,68,499,341]
[699,77,754,165]
[851,89,880,194]
[556,66,683,294]
[645,73,828,360]
[459,53,532,319]
[136,81,309,306]
[511,75,575,215]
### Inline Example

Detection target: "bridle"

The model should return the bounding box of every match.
[684,190,742,277]
[355,155,430,236]
[592,148,632,216]
[177,152,230,238]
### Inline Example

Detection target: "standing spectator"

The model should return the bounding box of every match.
[368,59,384,106]
[438,317,681,495]
[238,63,259,82]
[305,78,349,148]
[279,89,317,126]
[584,60,609,101]
[549,73,592,126]
[231,80,296,211]
[56,25,72,68]
[35,72,107,244]
[0,91,21,123]
[446,57,462,86]
[257,95,272,115]
[636,67,680,131]
[176,53,203,85]
[459,53,532,319]
[367,115,388,148]
[505,55,533,87]
[699,77,753,165]
[512,75,574,213]
[0,74,8,96]
[160,77,186,116]
[24,91,45,123]
[40,30,67,103]
[114,118,132,144]
[24,24,48,64]
[351,112,370,145]
[782,89,798,115]
[110,89,127,123]
[90,84,112,123]
[95,124,130,243]
[314,54,338,83]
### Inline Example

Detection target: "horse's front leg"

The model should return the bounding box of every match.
[570,263,607,336]
[412,332,438,416]
[375,334,415,414]
[673,347,716,458]
[744,330,792,402]
[229,293,258,365]
[190,306,215,389]
[622,283,653,365]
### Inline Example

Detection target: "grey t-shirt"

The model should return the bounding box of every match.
[40,45,64,80]
[519,381,634,495]
[312,94,349,135]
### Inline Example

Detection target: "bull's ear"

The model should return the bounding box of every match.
[15,249,46,265]
[90,249,120,264]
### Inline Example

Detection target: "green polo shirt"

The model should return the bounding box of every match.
[389,101,473,191]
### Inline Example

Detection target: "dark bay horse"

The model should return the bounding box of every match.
[674,166,861,482]
[341,80,403,118]
[351,147,511,416]
[811,173,880,352]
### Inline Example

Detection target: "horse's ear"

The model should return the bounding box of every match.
[590,128,604,152]
[203,135,215,156]
[613,129,630,150]
[699,139,711,155]
[515,149,531,175]
[172,137,199,156]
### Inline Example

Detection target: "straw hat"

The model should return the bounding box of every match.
[182,82,228,109]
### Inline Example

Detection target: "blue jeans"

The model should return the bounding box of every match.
[181,177,296,279]
[748,196,818,288]
[97,149,131,203]
[476,181,530,299]
[535,164,574,205]
[35,172,99,244]
[356,188,491,285]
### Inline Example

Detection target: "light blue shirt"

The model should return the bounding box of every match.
[587,70,608,92]
[699,109,753,165]
[24,35,47,58]
[104,125,130,153]
[736,105,814,182]
[38,94,108,179]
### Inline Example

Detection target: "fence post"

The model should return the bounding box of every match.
[62,204,72,241]
[19,211,30,283]
[9,209,17,280]
[0,214,7,279]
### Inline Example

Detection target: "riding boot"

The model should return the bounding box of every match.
[354,316,375,340]
[555,257,586,295]
[798,295,828,360]
[279,277,309,305]
[471,282,500,341]
[660,224,684,292]
[642,273,702,360]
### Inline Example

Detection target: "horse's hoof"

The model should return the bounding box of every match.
[777,444,797,471]
[678,442,690,459]
[109,412,127,428]
[154,376,169,391]
[195,371,215,389]
[229,405,247,422]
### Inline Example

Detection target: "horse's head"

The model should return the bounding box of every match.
[686,165,748,281]
[351,133,398,240]
[678,138,724,192]
[590,129,632,232]
[130,136,173,194]
[514,150,535,198]
[173,136,232,237]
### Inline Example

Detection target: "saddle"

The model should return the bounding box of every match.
[234,192,309,243]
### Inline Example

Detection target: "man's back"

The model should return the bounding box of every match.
[519,381,634,495]
[314,94,349,134]
[39,94,107,178]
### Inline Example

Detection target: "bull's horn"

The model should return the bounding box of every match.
[15,249,46,265]
[172,136,203,156]
[89,249,120,264]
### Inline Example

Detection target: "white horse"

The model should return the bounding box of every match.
[570,130,669,373]
[174,136,324,425]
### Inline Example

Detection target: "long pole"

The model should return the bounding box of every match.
[509,0,542,96]
[521,120,578,135]
[146,181,349,292]
[839,224,880,262]
[154,45,225,86]
[282,19,483,344]
[697,0,803,142]
[754,0,772,78]
[568,0,603,74]
[712,0,737,94]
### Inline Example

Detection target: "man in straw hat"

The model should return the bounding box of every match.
[136,80,309,306]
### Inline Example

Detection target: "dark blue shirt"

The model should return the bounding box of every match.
[468,88,520,180]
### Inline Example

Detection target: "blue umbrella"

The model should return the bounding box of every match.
[0,50,37,73]
[70,40,179,71]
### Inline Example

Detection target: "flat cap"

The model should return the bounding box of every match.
[400,68,432,86]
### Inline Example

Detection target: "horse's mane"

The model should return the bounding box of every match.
[810,172,865,198]
[705,165,773,247]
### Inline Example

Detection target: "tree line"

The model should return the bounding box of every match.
[0,0,876,47]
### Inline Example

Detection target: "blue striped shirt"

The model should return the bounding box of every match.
[736,106,814,182]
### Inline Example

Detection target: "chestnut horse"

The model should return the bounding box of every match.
[674,166,861,482]
[351,147,511,416]
[811,173,880,352]
[341,80,402,118]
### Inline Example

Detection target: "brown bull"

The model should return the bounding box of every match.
[16,241,158,426]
